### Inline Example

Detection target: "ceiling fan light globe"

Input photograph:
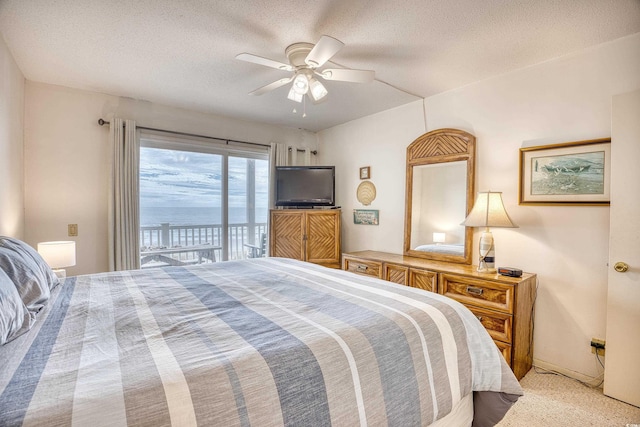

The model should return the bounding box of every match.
[309,78,328,101]
[292,74,309,95]
[287,86,303,103]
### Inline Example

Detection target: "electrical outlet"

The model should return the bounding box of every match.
[590,338,605,356]
[68,224,78,237]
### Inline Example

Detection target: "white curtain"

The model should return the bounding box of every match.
[303,148,312,166]
[269,142,289,209]
[286,144,295,165]
[286,146,312,166]
[108,118,140,271]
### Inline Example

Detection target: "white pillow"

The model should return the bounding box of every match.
[0,236,60,314]
[0,268,33,345]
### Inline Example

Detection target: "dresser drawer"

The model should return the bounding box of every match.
[440,274,514,313]
[467,306,512,343]
[408,268,438,292]
[383,263,409,285]
[343,257,382,278]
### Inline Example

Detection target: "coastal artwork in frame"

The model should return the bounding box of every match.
[519,138,611,205]
[353,209,379,225]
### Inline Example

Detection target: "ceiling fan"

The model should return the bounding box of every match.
[236,35,375,103]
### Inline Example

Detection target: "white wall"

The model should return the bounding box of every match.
[319,33,640,381]
[24,82,317,275]
[0,34,25,238]
[319,101,426,253]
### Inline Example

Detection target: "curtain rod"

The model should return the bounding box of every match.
[97,118,317,155]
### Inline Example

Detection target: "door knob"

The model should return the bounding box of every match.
[614,262,629,273]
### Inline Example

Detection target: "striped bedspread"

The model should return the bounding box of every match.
[0,258,522,426]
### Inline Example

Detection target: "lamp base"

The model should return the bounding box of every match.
[52,268,66,281]
[477,265,497,274]
[477,229,496,274]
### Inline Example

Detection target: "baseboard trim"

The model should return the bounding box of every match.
[533,358,604,388]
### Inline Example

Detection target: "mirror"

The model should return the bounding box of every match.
[404,129,475,264]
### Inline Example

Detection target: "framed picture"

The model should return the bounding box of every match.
[353,209,379,225]
[519,138,611,205]
[359,166,371,180]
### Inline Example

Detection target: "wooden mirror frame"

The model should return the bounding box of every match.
[404,128,476,264]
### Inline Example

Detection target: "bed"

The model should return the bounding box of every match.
[1,240,521,426]
[414,244,465,256]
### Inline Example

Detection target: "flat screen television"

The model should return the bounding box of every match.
[275,166,335,207]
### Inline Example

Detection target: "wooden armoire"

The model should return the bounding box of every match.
[269,209,341,268]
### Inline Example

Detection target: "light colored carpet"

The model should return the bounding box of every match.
[497,368,640,426]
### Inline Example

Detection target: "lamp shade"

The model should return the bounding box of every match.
[461,192,518,228]
[433,232,446,243]
[37,241,76,269]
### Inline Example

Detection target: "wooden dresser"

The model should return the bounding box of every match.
[270,209,341,269]
[342,250,536,380]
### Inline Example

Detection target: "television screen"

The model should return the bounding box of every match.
[275,166,335,207]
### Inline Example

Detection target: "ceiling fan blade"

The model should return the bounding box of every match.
[249,77,294,96]
[236,53,293,71]
[305,35,344,68]
[320,68,375,83]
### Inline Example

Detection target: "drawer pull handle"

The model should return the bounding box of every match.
[357,265,368,272]
[466,286,484,296]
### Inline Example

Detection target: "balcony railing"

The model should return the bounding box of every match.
[140,222,267,267]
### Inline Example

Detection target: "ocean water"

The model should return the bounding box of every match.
[140,206,268,227]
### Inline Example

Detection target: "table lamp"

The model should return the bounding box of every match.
[461,192,517,273]
[37,241,76,280]
[433,232,446,244]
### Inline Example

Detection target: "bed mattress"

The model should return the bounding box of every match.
[0,257,521,426]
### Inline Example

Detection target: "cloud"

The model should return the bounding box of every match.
[139,146,269,210]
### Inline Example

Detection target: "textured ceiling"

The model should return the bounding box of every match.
[1,0,639,132]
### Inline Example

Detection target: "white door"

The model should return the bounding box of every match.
[604,88,640,407]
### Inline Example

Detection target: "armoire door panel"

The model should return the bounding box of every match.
[306,211,341,265]
[270,212,305,260]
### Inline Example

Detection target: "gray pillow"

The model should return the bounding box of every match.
[0,268,33,345]
[0,237,59,314]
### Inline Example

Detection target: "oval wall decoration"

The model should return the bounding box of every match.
[357,180,377,205]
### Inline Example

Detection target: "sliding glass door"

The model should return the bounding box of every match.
[227,156,269,260]
[138,134,268,267]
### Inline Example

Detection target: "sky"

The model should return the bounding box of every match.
[139,146,269,209]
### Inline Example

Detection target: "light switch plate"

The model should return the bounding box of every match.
[68,224,78,236]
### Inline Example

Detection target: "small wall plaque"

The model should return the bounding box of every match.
[353,209,379,225]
